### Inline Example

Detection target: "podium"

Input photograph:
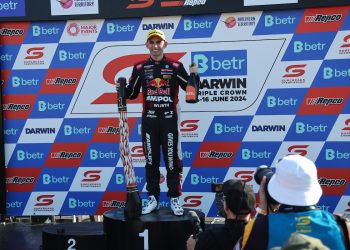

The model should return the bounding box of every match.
[103,207,204,250]
[42,222,106,250]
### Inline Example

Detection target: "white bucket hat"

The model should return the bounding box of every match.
[267,155,322,206]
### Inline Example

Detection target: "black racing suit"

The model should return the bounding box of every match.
[125,55,197,198]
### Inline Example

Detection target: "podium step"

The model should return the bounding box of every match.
[103,207,204,250]
[42,222,106,250]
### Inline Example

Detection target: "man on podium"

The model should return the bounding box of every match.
[123,29,200,216]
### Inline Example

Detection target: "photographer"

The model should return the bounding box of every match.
[186,179,255,250]
[241,155,350,250]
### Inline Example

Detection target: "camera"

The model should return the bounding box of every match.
[254,165,278,205]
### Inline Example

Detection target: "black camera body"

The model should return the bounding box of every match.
[211,183,225,217]
[254,165,278,205]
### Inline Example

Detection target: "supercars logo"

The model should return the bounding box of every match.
[182,195,202,207]
[25,47,44,60]
[180,120,199,132]
[339,34,350,55]
[82,170,101,182]
[35,195,54,206]
[288,145,309,156]
[282,64,306,84]
[234,170,254,182]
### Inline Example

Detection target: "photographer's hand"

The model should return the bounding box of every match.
[256,176,268,215]
[186,235,197,250]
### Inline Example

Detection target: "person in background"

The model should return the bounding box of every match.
[241,154,350,250]
[187,179,255,250]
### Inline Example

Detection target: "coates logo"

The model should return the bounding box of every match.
[180,120,199,138]
[67,22,98,36]
[341,118,350,137]
[127,0,206,9]
[192,142,239,167]
[298,87,350,115]
[82,170,101,182]
[35,194,54,209]
[339,34,350,55]
[24,47,44,65]
[288,145,309,156]
[183,195,202,208]
[282,64,306,84]
[234,170,254,182]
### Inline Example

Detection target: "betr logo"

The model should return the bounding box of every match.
[190,174,218,185]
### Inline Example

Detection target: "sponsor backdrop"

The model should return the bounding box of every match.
[1,5,350,216]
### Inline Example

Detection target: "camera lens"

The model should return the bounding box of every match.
[254,165,274,185]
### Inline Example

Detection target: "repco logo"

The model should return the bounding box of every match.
[82,170,101,182]
[25,47,44,60]
[288,145,309,156]
[35,195,54,206]
[183,195,202,207]
[131,146,144,157]
[234,170,254,182]
[180,120,199,132]
[127,0,206,9]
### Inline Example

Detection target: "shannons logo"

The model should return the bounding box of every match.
[200,151,233,159]
[46,77,77,86]
[0,28,24,36]
[51,151,82,159]
[142,23,174,30]
[98,126,120,134]
[304,14,342,23]
[306,97,343,106]
[319,177,346,187]
[6,176,35,184]
[3,103,30,111]
[103,200,125,208]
